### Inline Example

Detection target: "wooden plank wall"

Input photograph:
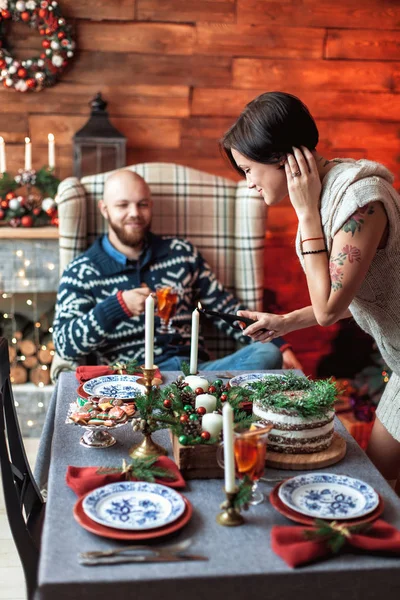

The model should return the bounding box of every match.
[2,0,400,376]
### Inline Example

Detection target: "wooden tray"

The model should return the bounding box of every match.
[265,432,346,470]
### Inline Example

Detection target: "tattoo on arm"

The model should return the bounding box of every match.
[341,204,375,236]
[329,245,361,291]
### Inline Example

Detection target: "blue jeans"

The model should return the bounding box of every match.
[157,342,282,372]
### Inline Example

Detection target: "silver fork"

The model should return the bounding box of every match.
[79,537,193,559]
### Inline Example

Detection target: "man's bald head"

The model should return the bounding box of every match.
[103,170,151,205]
[99,170,153,254]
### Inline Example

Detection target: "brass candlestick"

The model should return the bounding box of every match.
[129,364,168,459]
[216,487,245,527]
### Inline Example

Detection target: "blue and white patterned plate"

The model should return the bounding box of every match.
[229,372,286,388]
[82,375,145,399]
[278,473,379,520]
[82,481,186,530]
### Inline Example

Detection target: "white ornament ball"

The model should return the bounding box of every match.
[26,60,32,67]
[67,51,73,58]
[1,69,8,78]
[16,1,26,11]
[50,41,59,50]
[8,65,17,74]
[51,55,63,67]
[15,80,28,92]
[45,49,51,56]
[6,57,13,64]
[5,78,13,87]
[52,0,57,5]
[37,59,44,67]
[41,198,56,212]
[58,18,65,25]
[26,1,37,9]
[9,198,21,211]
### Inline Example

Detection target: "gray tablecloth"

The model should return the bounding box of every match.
[37,372,400,600]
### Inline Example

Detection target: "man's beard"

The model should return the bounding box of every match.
[108,216,150,248]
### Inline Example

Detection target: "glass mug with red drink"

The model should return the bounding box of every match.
[155,284,180,334]
[217,422,273,505]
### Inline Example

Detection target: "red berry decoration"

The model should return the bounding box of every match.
[42,39,51,49]
[196,406,206,416]
[220,393,228,402]
[163,399,172,409]
[21,215,33,228]
[201,431,211,441]
[195,387,204,395]
[208,385,217,393]
[26,78,36,89]
[0,59,6,68]
[38,8,47,18]
[1,199,8,209]
[0,209,4,220]
[21,11,30,22]
[51,216,59,226]
[17,67,27,78]
[58,31,66,39]
[1,10,10,19]
[180,414,189,424]
[5,192,15,201]
[33,207,41,216]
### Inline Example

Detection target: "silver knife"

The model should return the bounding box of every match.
[79,554,208,566]
[80,538,193,559]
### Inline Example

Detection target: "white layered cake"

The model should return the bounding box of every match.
[250,375,336,454]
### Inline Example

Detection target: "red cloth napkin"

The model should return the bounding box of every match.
[66,457,185,496]
[76,365,161,384]
[271,519,400,568]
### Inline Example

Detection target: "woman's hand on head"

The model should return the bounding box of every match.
[236,310,288,342]
[285,146,322,218]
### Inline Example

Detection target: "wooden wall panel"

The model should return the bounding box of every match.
[2,0,400,376]
[233,58,400,92]
[77,22,195,55]
[195,24,325,58]
[237,0,400,29]
[193,89,400,122]
[63,52,232,86]
[326,29,400,61]
[136,0,235,23]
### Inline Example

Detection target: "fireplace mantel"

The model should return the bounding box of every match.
[0,227,59,240]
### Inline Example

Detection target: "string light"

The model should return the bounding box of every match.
[24,259,31,267]
[48,327,53,333]
[15,250,23,257]
[27,420,34,427]
[35,321,41,328]
[14,400,19,407]
[3,313,8,318]
[11,337,17,344]
[47,263,55,271]
[37,402,44,408]
[41,365,48,371]
[23,279,30,287]
[18,269,25,277]
[38,382,44,388]
[26,299,33,306]
[41,345,46,350]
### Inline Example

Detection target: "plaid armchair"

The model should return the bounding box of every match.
[55,162,267,363]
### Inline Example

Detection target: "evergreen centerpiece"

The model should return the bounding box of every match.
[132,373,253,447]
[249,373,338,454]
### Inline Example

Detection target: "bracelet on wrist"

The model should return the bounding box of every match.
[301,248,327,256]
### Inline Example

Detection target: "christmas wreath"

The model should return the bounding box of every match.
[0,168,60,226]
[0,0,75,92]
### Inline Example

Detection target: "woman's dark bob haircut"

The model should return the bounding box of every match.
[221,91,319,176]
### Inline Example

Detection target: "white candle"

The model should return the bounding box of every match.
[0,137,6,173]
[184,375,209,392]
[144,294,154,368]
[48,133,55,169]
[24,137,32,170]
[189,307,199,374]
[195,393,217,413]
[222,403,235,493]
[202,412,223,437]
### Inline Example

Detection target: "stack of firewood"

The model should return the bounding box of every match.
[1,311,55,386]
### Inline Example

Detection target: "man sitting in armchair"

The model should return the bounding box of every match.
[52,170,301,372]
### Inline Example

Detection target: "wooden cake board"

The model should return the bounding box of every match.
[265,432,346,470]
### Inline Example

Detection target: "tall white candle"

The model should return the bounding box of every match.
[24,137,32,170]
[48,133,55,169]
[184,375,209,392]
[144,294,154,368]
[222,403,235,493]
[0,137,6,173]
[189,307,199,374]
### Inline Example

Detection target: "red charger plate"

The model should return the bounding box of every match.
[73,493,193,540]
[269,481,384,526]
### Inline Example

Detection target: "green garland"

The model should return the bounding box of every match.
[248,372,338,418]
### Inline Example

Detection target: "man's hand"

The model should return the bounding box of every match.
[282,348,303,371]
[121,286,152,316]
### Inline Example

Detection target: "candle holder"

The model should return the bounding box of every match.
[129,364,168,459]
[216,487,245,527]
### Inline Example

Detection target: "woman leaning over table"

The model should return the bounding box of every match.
[221,91,400,488]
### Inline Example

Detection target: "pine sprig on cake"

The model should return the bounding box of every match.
[248,373,337,418]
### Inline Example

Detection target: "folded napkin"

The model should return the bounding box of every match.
[271,519,400,568]
[76,365,161,385]
[66,457,185,496]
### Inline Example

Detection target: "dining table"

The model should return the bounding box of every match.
[34,370,400,600]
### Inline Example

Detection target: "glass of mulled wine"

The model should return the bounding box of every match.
[217,423,273,505]
[155,285,179,334]
[233,424,272,505]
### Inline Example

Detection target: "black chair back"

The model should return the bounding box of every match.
[0,336,44,599]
